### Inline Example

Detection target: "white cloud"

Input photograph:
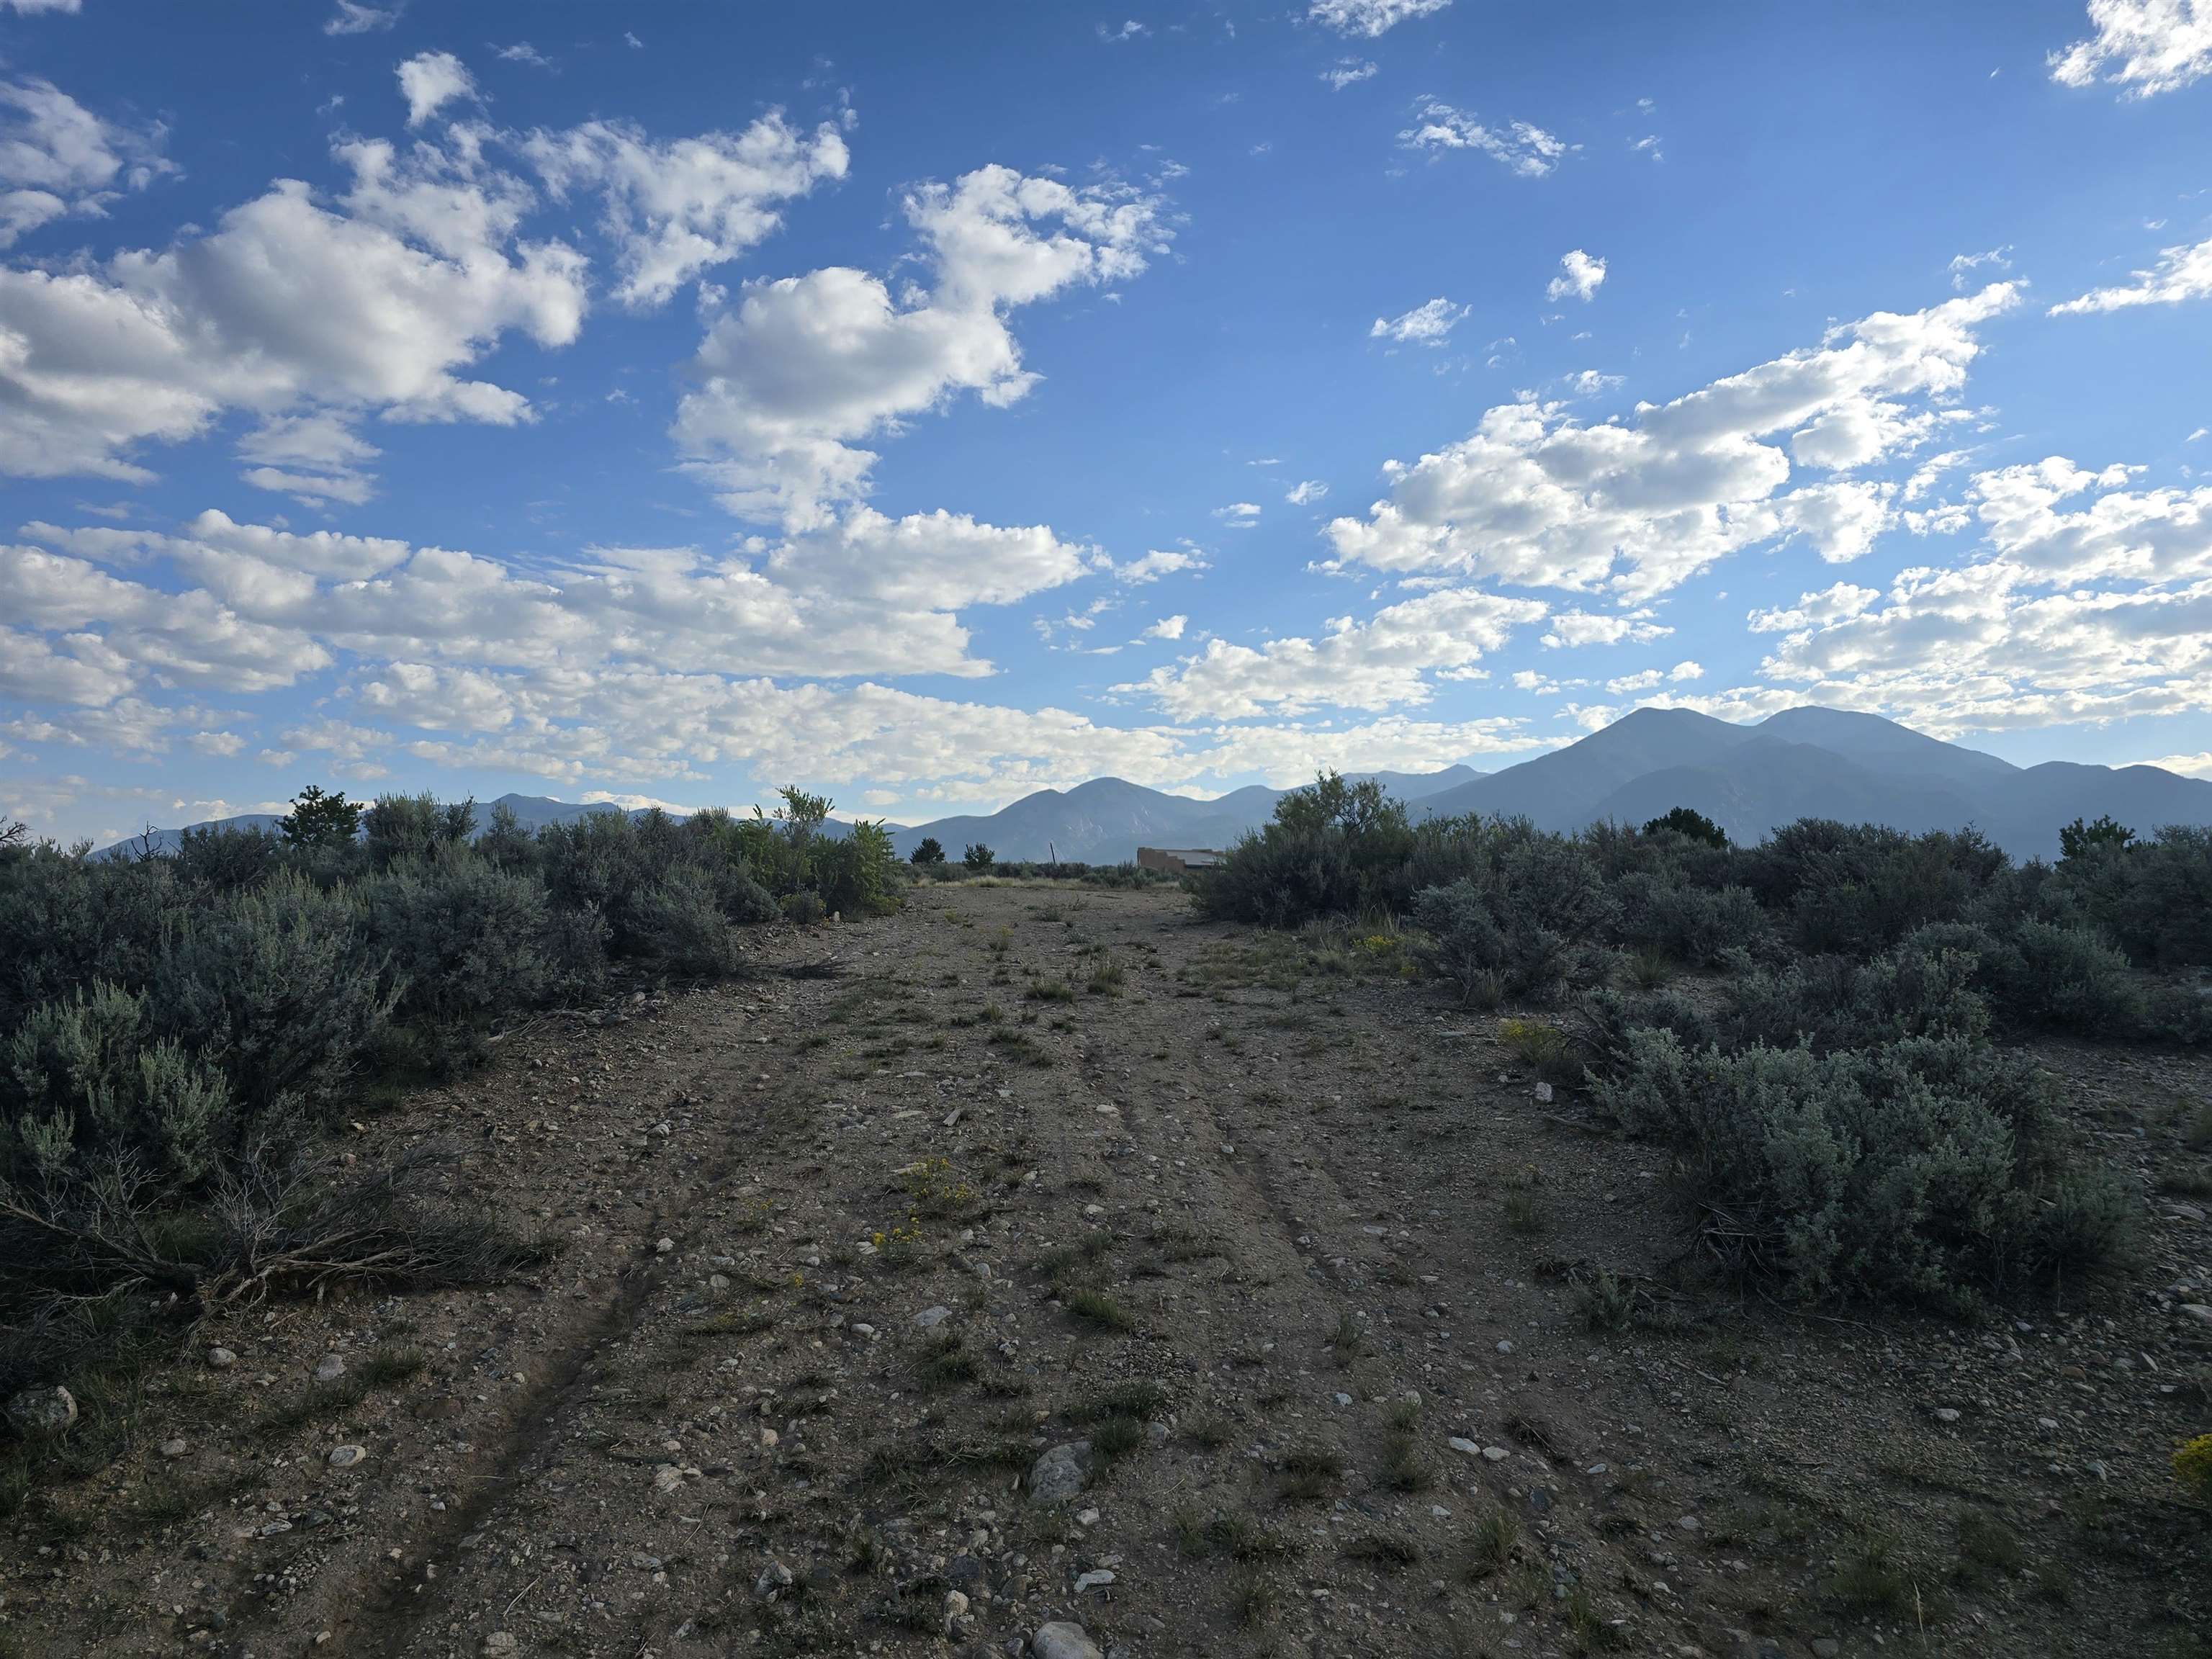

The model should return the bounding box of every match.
[1563,369,1623,397]
[0,130,588,486]
[495,42,554,69]
[1947,246,2012,290]
[0,77,173,248]
[524,112,849,308]
[1323,284,2019,601]
[1213,501,1262,526]
[1114,547,1207,583]
[1540,609,1671,649]
[1097,19,1148,40]
[1545,248,1606,303]
[237,413,382,506]
[2139,751,2212,776]
[1145,614,1187,639]
[1308,0,1450,36]
[324,0,398,34]
[2,0,82,12]
[1968,454,2212,584]
[397,51,477,129]
[1370,295,1468,346]
[1669,660,1704,681]
[1629,134,1663,161]
[2051,0,2212,97]
[673,163,1168,526]
[1286,480,1328,505]
[1118,587,1546,719]
[1323,59,1380,89]
[2050,234,2212,314]
[1399,101,1571,178]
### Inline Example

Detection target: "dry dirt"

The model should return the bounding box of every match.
[4,881,2209,1659]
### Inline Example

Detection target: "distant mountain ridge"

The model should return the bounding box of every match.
[91,707,2212,863]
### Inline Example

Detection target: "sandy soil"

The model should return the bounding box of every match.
[3,881,2208,1659]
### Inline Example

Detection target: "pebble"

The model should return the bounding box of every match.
[1448,1437,1482,1457]
[6,1385,76,1435]
[917,1305,953,1328]
[313,1354,347,1384]
[1933,1407,1961,1424]
[1073,1568,1115,1593]
[655,1237,675,1254]
[1032,1622,1105,1659]
[482,1635,518,1657]
[159,1437,189,1458]
[328,1444,367,1469]
[207,1348,237,1370]
[2178,1304,2212,1328]
[1496,1339,1514,1355]
[1028,1441,1094,1503]
[1482,1445,1510,1462]
[753,1560,795,1601]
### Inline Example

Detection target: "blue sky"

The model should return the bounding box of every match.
[4,0,2212,843]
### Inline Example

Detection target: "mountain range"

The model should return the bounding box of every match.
[96,707,2212,863]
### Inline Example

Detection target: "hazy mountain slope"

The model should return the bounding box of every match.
[1753,706,2019,787]
[1583,739,1984,846]
[1414,708,1762,828]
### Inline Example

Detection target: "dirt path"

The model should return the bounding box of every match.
[4,883,2208,1658]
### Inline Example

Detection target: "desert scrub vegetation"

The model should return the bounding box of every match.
[0,783,897,1439]
[1193,771,2212,1040]
[1195,773,2192,1309]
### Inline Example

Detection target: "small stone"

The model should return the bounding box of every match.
[1032,1623,1104,1659]
[6,1385,76,1436]
[1933,1406,1961,1424]
[753,1560,795,1601]
[159,1437,189,1458]
[1534,1081,1554,1104]
[313,1354,346,1384]
[1496,1339,1514,1355]
[327,1444,367,1469]
[917,1305,953,1328]
[1027,1441,1094,1503]
[1482,1445,1509,1462]
[1076,1507,1100,1526]
[1675,1514,1701,1532]
[655,1236,675,1254]
[1448,1437,1481,1457]
[652,1463,684,1493]
[482,1635,518,1658]
[207,1348,237,1370]
[1811,1642,1841,1659]
[945,1588,971,1621]
[1073,1568,1115,1593]
[760,1428,780,1448]
[2178,1304,2212,1327]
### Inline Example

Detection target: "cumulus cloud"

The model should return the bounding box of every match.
[1113,547,1207,583]
[1309,0,1450,35]
[1286,480,1328,505]
[1370,295,1468,345]
[1322,284,2018,601]
[524,112,850,307]
[2050,233,2212,314]
[0,130,588,485]
[397,51,477,128]
[1145,614,1187,639]
[1545,248,1606,303]
[1398,101,1571,178]
[0,77,173,247]
[1736,452,2212,735]
[673,163,1169,526]
[1213,501,1262,526]
[1117,587,1546,719]
[2050,0,2212,97]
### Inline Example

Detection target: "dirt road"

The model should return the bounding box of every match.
[5,883,2207,1658]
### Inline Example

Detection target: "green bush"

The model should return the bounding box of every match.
[148,871,395,1112]
[4,984,233,1187]
[1592,1028,2130,1307]
[1410,833,1618,1004]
